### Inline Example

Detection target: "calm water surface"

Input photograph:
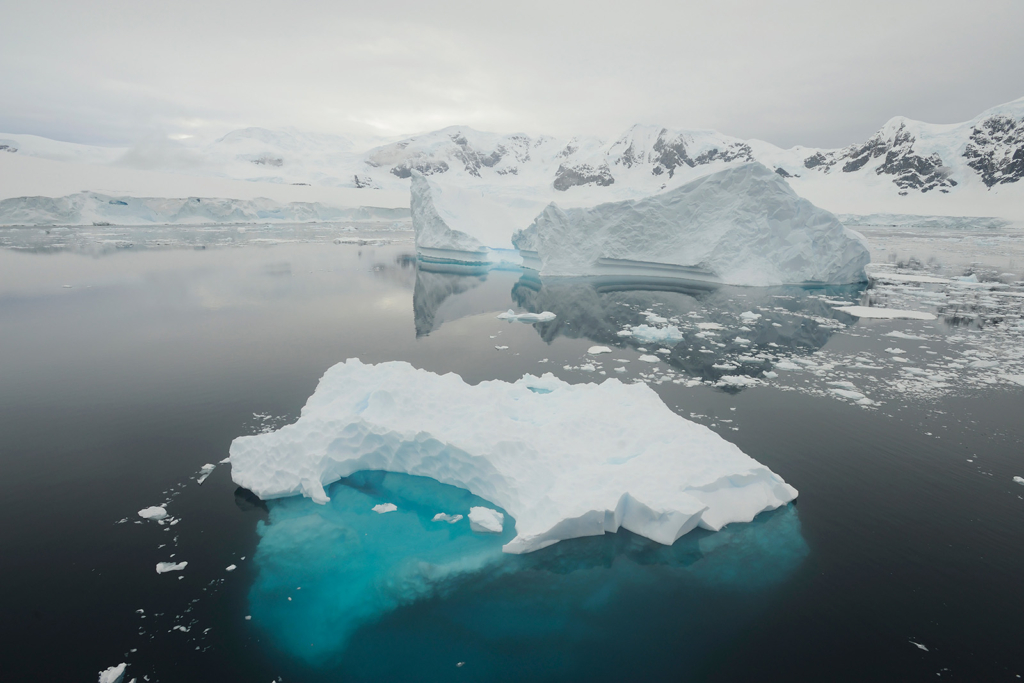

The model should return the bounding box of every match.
[1,236,1022,682]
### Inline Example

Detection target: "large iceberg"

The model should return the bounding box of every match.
[410,171,546,263]
[513,162,871,286]
[229,359,797,554]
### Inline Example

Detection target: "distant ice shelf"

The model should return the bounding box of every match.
[229,358,797,554]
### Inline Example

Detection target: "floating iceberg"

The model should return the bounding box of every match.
[513,163,870,286]
[229,359,797,553]
[410,171,545,264]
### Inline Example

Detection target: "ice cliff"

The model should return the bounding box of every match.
[513,163,870,286]
[229,358,798,554]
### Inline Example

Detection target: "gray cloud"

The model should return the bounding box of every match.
[3,0,1023,149]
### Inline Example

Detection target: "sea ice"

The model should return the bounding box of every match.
[137,506,167,521]
[497,309,556,323]
[372,503,397,514]
[513,163,870,285]
[155,561,187,574]
[468,507,504,533]
[587,345,613,354]
[97,662,126,683]
[229,359,798,554]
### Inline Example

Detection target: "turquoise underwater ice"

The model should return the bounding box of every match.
[248,471,809,674]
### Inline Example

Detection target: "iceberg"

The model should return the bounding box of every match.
[229,359,797,554]
[410,171,547,264]
[513,163,870,286]
[496,309,557,323]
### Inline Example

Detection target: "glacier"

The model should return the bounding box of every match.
[513,163,871,286]
[229,358,797,554]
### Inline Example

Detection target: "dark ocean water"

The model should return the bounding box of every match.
[1,239,1022,682]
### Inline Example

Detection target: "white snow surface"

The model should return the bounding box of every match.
[468,506,505,533]
[515,163,870,285]
[228,359,798,554]
[97,663,126,683]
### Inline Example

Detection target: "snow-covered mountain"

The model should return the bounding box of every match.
[2,96,1022,218]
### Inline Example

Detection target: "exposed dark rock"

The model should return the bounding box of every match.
[251,156,283,167]
[964,114,1024,187]
[0,144,16,153]
[774,167,792,178]
[553,163,615,191]
[390,160,450,178]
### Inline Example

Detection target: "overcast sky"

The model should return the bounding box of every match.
[3,0,1023,149]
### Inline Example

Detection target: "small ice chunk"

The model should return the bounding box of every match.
[226,564,237,572]
[613,367,627,373]
[828,381,859,390]
[638,354,660,363]
[196,463,216,485]
[1013,476,1024,486]
[909,640,929,651]
[372,503,397,514]
[98,662,126,683]
[968,360,999,369]
[156,561,187,574]
[432,512,464,523]
[494,345,509,350]
[739,311,761,321]
[775,360,802,371]
[138,506,168,521]
[884,331,926,340]
[697,322,725,331]
[497,309,556,323]
[588,346,613,355]
[717,375,758,388]
[733,337,751,345]
[468,506,504,533]
[885,348,906,355]
[763,371,778,379]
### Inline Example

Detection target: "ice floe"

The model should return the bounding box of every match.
[156,561,188,574]
[229,359,797,553]
[372,503,397,514]
[835,305,937,320]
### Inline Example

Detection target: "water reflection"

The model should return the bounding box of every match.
[413,264,868,384]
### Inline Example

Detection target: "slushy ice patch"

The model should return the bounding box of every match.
[229,359,798,554]
[247,471,807,668]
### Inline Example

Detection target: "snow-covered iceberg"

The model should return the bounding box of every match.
[410,171,546,264]
[513,163,871,286]
[229,359,797,554]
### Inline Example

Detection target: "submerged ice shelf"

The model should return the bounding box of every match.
[229,359,797,554]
